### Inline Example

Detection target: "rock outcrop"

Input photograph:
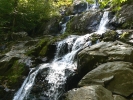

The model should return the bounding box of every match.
[61,85,114,100]
[109,4,133,29]
[78,61,133,97]
[66,9,103,33]
[77,41,133,77]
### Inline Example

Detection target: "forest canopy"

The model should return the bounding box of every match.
[0,0,130,34]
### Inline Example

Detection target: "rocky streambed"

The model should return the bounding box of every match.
[1,0,133,100]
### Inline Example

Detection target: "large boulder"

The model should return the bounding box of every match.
[78,61,133,97]
[77,41,133,77]
[66,9,103,34]
[61,85,114,100]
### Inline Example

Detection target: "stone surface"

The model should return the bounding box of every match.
[78,61,133,97]
[109,4,133,29]
[113,95,127,100]
[61,85,114,100]
[117,30,133,45]
[77,41,133,76]
[66,9,103,33]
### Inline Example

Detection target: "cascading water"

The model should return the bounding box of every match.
[13,8,109,100]
[97,11,109,34]
[13,35,91,100]
[60,16,71,34]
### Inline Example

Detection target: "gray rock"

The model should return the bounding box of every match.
[77,41,133,76]
[117,30,133,45]
[61,85,114,100]
[66,9,103,33]
[78,61,133,97]
[113,95,127,100]
[109,4,133,29]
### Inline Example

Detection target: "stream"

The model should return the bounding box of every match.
[13,1,109,100]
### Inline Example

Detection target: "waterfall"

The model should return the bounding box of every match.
[13,34,93,100]
[60,16,70,34]
[13,64,49,100]
[97,11,109,35]
[13,9,109,100]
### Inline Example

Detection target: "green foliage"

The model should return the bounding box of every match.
[0,0,56,33]
[0,0,74,33]
[53,0,72,7]
[86,0,94,4]
[120,32,130,39]
[99,0,127,10]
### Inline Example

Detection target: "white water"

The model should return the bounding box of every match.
[60,16,70,34]
[97,11,109,35]
[13,10,109,100]
[13,64,49,100]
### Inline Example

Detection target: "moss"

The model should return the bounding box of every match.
[120,32,130,42]
[0,59,28,88]
[39,44,48,56]
[103,30,117,42]
[26,37,50,56]
[122,22,133,29]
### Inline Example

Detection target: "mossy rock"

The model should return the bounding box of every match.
[120,32,130,41]
[66,10,103,34]
[89,33,101,44]
[26,37,50,56]
[119,30,133,45]
[0,58,29,100]
[111,4,133,29]
[0,58,29,88]
[102,30,118,42]
[26,33,74,58]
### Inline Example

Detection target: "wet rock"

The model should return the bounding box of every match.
[106,11,116,30]
[56,42,68,57]
[66,9,103,34]
[29,67,50,98]
[73,2,90,14]
[78,61,133,97]
[61,85,114,100]
[77,41,133,77]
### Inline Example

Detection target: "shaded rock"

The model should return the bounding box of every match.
[113,95,127,100]
[66,9,103,34]
[43,16,62,35]
[61,85,113,100]
[106,11,116,30]
[77,41,133,77]
[110,4,133,29]
[78,61,133,97]
[102,30,118,41]
[26,36,56,61]
[8,32,32,41]
[29,67,50,98]
[72,2,90,14]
